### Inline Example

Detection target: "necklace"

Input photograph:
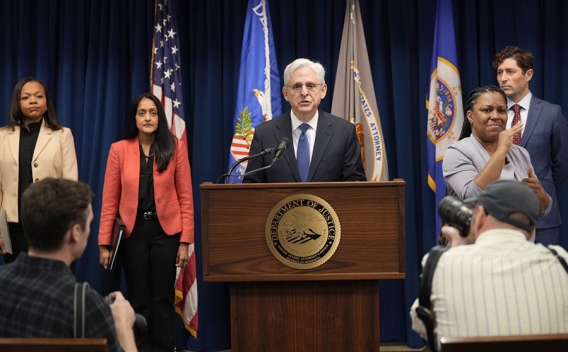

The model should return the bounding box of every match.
[140,143,154,158]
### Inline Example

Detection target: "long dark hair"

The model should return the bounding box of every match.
[125,93,176,172]
[7,77,62,131]
[458,85,507,140]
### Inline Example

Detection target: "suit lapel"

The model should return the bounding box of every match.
[273,113,300,181]
[125,138,141,196]
[32,120,53,162]
[309,111,333,181]
[7,126,20,165]
[522,96,542,148]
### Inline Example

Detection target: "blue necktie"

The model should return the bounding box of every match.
[297,123,310,182]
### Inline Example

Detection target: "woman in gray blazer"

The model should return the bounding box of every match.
[443,86,551,216]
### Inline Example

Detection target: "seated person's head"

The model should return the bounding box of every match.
[20,178,94,259]
[468,179,539,240]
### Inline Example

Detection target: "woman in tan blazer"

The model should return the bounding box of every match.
[0,77,78,262]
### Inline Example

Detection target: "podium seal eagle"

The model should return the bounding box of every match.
[265,194,341,269]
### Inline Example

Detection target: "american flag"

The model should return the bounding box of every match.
[151,0,198,338]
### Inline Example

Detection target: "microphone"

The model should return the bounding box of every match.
[271,137,290,165]
[218,137,291,183]
[237,137,289,180]
[218,147,274,183]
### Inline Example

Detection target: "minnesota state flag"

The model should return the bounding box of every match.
[426,0,463,232]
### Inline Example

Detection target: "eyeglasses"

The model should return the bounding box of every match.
[286,83,322,94]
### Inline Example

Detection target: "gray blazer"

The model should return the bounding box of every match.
[443,135,533,200]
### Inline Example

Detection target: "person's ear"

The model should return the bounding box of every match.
[470,205,487,241]
[282,86,290,102]
[68,224,81,244]
[524,68,534,82]
[320,83,327,99]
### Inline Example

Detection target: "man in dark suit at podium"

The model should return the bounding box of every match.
[243,58,366,183]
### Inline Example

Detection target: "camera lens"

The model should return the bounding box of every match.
[105,294,147,341]
[438,196,473,237]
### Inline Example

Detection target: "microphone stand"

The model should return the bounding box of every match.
[217,148,273,184]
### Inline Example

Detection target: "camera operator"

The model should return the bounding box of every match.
[410,180,568,351]
[0,178,137,352]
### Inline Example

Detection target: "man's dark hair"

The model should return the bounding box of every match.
[20,178,94,251]
[492,46,534,74]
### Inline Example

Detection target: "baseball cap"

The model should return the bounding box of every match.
[467,179,539,233]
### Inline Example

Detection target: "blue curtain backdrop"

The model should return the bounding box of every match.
[2,0,568,350]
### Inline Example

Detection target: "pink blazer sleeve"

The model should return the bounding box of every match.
[174,140,194,243]
[99,144,122,246]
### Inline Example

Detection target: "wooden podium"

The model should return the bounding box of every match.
[200,180,406,352]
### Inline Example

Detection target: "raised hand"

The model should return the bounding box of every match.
[497,122,523,154]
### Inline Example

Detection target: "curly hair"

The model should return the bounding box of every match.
[492,46,533,74]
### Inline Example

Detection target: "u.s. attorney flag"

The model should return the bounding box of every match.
[331,0,388,181]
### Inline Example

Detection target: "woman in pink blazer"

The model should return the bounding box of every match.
[0,77,78,262]
[98,93,194,352]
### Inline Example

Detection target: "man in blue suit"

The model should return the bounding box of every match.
[493,46,568,245]
[243,58,366,183]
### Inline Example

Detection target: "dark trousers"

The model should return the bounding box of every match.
[4,223,28,263]
[121,215,180,352]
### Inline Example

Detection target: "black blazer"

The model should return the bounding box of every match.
[243,110,366,183]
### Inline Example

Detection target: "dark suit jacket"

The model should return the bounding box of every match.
[522,96,568,229]
[243,110,366,182]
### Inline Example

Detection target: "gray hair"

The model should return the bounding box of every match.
[283,58,326,86]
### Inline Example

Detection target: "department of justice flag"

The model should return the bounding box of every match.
[227,0,281,183]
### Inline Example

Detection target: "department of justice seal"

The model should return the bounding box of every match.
[265,194,341,269]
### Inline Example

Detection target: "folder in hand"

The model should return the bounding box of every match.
[108,216,125,270]
[0,207,12,255]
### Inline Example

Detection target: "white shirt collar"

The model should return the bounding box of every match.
[507,91,532,111]
[291,111,319,132]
